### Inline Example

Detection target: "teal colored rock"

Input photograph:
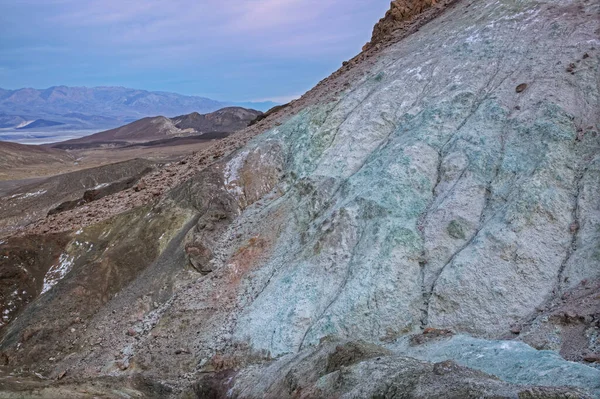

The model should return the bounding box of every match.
[401,335,600,397]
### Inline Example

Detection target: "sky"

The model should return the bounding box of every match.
[0,0,390,103]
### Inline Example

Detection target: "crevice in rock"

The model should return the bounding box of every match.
[297,224,365,351]
[481,128,508,224]
[555,160,589,293]
[421,208,487,326]
[417,99,491,327]
[417,150,442,327]
[252,263,279,303]
[419,96,511,327]
[418,260,429,328]
[432,165,470,213]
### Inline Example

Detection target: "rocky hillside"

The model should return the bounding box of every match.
[0,158,156,236]
[0,141,74,180]
[51,107,262,149]
[0,0,599,398]
[171,107,262,133]
[365,0,452,49]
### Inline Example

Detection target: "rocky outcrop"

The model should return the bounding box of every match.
[192,339,595,398]
[182,141,284,274]
[0,158,156,236]
[365,0,456,49]
[47,167,153,216]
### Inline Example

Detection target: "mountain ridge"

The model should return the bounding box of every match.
[49,106,262,149]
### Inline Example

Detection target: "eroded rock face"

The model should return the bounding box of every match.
[226,0,600,355]
[181,141,284,274]
[150,0,599,394]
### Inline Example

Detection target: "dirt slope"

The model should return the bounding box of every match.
[0,141,74,180]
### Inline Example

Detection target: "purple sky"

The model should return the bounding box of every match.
[0,0,390,102]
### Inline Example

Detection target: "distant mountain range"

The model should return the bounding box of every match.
[51,107,262,149]
[0,86,278,131]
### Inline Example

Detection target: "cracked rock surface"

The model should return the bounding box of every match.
[225,0,600,351]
